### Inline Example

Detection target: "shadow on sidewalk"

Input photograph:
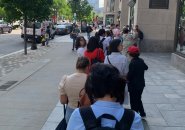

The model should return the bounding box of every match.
[142,119,150,130]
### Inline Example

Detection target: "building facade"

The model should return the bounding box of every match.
[104,0,185,73]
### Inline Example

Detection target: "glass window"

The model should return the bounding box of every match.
[149,0,169,9]
[26,22,41,29]
[176,0,185,54]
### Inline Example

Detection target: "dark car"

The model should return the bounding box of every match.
[55,24,72,35]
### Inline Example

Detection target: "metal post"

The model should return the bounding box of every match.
[24,14,27,55]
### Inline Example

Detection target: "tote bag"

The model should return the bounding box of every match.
[55,104,67,130]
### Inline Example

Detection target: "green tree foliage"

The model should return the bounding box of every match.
[68,0,93,22]
[0,0,53,53]
[0,7,5,18]
[53,0,72,20]
[0,0,53,22]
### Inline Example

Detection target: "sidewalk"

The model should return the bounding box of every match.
[42,53,185,129]
[0,34,185,130]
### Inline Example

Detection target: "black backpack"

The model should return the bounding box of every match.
[80,107,135,130]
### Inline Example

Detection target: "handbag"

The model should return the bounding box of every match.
[55,104,67,130]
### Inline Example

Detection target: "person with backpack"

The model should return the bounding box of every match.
[86,25,93,40]
[67,63,144,130]
[84,36,105,65]
[127,46,148,118]
[98,29,106,50]
[58,57,91,123]
[103,30,112,55]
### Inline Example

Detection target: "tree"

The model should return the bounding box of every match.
[68,0,93,23]
[0,7,5,19]
[0,0,53,54]
[53,0,72,22]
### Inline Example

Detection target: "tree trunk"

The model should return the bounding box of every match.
[24,14,27,55]
[81,20,82,32]
[31,19,37,50]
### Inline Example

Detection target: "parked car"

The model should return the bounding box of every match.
[55,23,72,35]
[0,20,12,34]
[21,21,56,43]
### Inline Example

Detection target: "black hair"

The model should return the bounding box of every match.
[109,39,122,53]
[98,29,105,36]
[87,36,99,52]
[85,63,126,104]
[76,56,90,70]
[106,30,111,37]
[75,36,87,50]
[122,28,129,34]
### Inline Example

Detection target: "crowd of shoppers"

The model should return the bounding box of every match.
[57,24,147,130]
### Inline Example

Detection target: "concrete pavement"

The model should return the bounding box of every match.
[0,34,185,130]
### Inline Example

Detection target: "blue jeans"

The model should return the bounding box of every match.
[65,106,75,123]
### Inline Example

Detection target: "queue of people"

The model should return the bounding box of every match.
[57,26,147,130]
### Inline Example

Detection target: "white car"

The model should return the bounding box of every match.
[0,20,12,34]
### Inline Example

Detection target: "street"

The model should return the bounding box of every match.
[0,29,31,56]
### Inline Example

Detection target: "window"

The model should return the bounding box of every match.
[149,0,169,9]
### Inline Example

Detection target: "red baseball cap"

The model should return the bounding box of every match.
[128,46,140,54]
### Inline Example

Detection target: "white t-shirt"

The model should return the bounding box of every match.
[77,47,85,57]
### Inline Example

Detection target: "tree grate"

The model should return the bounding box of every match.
[0,81,18,91]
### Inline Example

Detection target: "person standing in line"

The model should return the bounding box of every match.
[86,24,93,40]
[67,64,144,130]
[122,28,135,54]
[71,24,80,51]
[110,23,115,38]
[103,30,112,55]
[75,36,87,57]
[104,39,129,105]
[127,46,148,118]
[113,24,121,40]
[98,29,106,50]
[84,36,105,65]
[58,57,90,123]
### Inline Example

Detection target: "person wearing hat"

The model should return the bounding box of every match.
[127,46,148,118]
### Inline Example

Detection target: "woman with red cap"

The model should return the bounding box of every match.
[127,46,148,118]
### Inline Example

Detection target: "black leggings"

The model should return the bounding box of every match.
[129,88,146,116]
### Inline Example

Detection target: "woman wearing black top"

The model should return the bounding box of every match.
[127,46,148,118]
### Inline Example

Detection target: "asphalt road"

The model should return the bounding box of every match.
[0,29,31,56]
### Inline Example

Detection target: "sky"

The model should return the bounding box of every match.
[99,0,104,8]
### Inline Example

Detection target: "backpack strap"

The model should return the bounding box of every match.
[119,109,135,130]
[107,56,112,65]
[79,107,98,130]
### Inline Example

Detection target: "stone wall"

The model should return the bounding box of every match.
[137,0,178,52]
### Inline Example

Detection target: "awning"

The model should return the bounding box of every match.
[127,0,136,7]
